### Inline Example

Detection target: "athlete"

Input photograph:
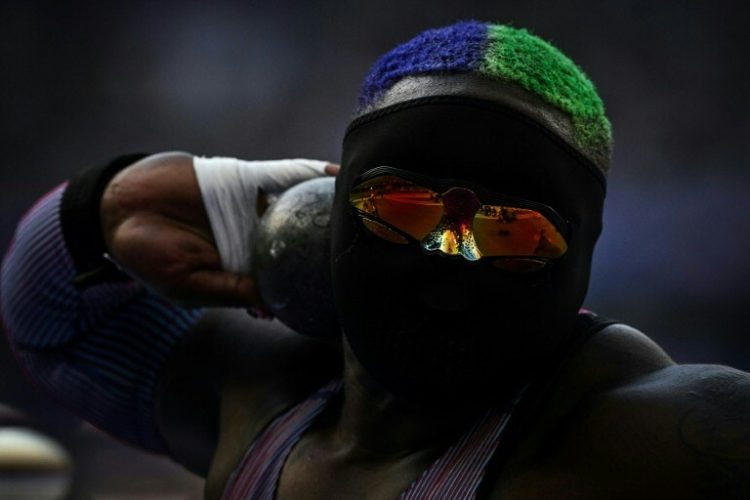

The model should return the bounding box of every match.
[2,21,749,499]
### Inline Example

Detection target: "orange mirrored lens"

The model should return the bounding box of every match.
[473,206,567,258]
[350,176,444,240]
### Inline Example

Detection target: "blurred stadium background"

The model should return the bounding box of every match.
[1,1,748,498]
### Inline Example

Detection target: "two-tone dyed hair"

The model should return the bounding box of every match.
[356,21,612,175]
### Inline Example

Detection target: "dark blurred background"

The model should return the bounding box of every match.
[1,1,748,498]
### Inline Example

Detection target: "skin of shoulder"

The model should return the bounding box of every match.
[154,307,341,498]
[491,324,750,499]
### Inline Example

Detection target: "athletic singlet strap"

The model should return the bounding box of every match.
[398,406,513,499]
[220,379,343,500]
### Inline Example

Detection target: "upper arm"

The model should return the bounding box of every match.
[578,364,750,498]
[152,312,221,477]
[674,365,750,498]
[488,364,750,499]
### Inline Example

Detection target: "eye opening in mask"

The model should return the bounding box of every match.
[349,166,570,270]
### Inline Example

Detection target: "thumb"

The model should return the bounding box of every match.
[324,163,340,176]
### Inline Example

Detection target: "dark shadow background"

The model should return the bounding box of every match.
[1,1,748,498]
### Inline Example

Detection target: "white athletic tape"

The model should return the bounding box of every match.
[193,157,330,274]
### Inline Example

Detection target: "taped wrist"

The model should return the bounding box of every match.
[193,157,330,274]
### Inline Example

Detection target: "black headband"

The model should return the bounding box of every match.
[344,95,607,193]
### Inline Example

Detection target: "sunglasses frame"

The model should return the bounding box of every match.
[349,166,572,268]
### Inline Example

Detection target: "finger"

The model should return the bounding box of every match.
[324,163,340,176]
[181,270,266,309]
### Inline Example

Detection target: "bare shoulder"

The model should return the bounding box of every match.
[210,307,341,452]
[492,325,750,499]
[571,322,677,387]
[582,325,750,497]
[591,362,750,498]
[599,359,750,450]
[518,322,677,432]
[155,307,341,498]
[608,362,750,460]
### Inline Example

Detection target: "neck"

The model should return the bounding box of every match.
[324,340,499,461]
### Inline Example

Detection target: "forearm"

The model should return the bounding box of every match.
[99,152,265,308]
[101,152,214,261]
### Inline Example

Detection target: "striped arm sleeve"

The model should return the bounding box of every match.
[0,182,204,454]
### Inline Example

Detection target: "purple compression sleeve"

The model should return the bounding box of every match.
[1,182,203,453]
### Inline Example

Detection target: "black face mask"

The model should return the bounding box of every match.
[330,96,606,407]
